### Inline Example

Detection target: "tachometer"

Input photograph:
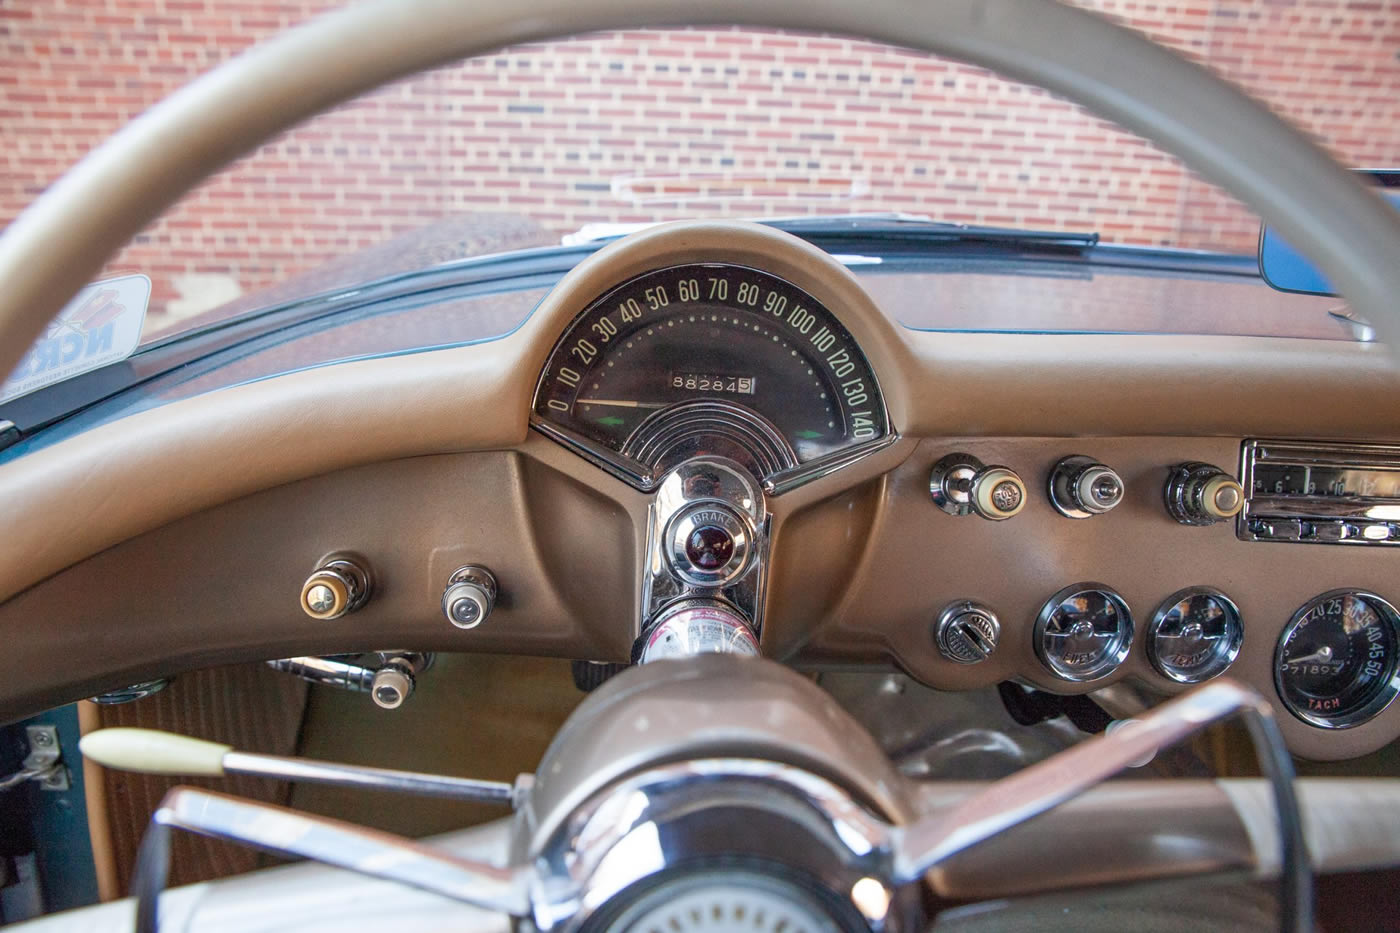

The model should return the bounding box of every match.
[1275,589,1400,728]
[531,263,890,490]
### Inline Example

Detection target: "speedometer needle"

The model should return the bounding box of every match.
[577,398,669,409]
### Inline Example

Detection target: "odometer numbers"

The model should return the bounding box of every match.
[1275,589,1400,729]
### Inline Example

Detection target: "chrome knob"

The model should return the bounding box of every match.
[1165,462,1245,526]
[934,601,1001,663]
[299,558,371,621]
[442,565,498,629]
[1049,455,1125,518]
[370,664,414,710]
[930,453,1026,520]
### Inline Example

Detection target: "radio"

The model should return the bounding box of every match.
[1240,440,1400,545]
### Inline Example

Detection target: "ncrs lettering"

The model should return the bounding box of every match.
[13,288,121,378]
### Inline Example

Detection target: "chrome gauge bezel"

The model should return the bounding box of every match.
[1146,586,1244,684]
[1033,582,1134,683]
[529,261,896,495]
[1274,588,1400,730]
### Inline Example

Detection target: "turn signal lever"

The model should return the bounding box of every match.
[79,727,516,804]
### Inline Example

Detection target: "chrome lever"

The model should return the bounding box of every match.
[132,787,530,933]
[887,678,1310,933]
[267,650,433,709]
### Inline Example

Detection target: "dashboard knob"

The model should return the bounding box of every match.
[1165,462,1245,526]
[441,565,498,629]
[934,601,1001,663]
[299,558,371,621]
[930,453,1026,520]
[1049,455,1125,518]
[370,664,415,710]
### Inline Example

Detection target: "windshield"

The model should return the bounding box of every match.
[3,2,1396,343]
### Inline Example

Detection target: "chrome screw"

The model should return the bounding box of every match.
[305,584,337,615]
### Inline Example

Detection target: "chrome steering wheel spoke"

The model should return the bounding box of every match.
[887,678,1310,932]
[123,666,1309,933]
[132,787,530,933]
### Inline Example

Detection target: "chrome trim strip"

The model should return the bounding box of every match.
[762,432,901,496]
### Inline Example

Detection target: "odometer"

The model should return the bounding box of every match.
[531,263,889,490]
[1275,589,1400,728]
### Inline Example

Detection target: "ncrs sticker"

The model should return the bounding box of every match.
[1,274,150,404]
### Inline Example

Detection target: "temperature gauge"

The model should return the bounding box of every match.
[1034,583,1134,682]
[1147,587,1243,683]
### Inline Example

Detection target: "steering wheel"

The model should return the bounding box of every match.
[5,0,1400,931]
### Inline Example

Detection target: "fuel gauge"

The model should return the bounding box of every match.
[1034,583,1134,682]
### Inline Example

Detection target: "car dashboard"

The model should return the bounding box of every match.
[1,220,1398,766]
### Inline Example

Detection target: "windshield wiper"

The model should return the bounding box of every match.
[764,212,1099,249]
[563,212,1099,250]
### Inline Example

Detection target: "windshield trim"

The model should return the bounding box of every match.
[0,231,1259,451]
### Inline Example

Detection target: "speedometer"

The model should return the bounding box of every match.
[531,263,890,490]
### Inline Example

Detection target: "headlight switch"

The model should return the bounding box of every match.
[929,453,1027,520]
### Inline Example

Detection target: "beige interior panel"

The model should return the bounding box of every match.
[799,436,1400,761]
[0,451,637,721]
[5,223,1400,612]
[6,432,1400,760]
[3,221,1400,765]
[89,664,308,891]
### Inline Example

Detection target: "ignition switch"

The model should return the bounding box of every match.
[1049,455,1125,518]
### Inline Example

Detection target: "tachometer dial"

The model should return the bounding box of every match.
[532,263,889,490]
[1034,583,1134,682]
[1275,589,1400,728]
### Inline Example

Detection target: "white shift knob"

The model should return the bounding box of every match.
[80,727,230,775]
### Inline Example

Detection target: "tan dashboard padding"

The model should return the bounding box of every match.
[3,0,1400,381]
[2,220,1400,611]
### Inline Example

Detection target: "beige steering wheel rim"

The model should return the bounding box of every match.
[0,0,1399,376]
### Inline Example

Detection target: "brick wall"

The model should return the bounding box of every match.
[2,1,1399,327]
